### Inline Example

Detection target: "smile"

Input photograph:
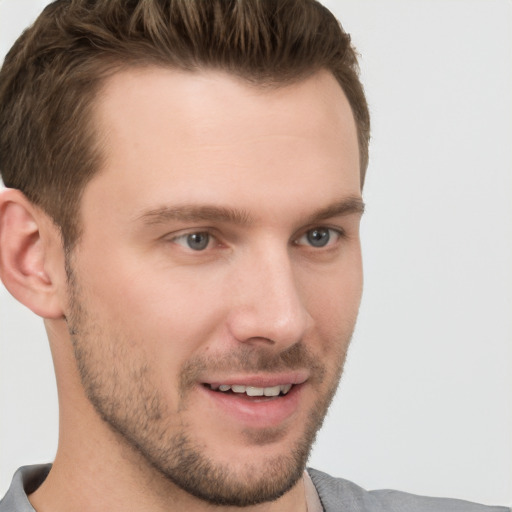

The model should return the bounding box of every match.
[206,383,293,397]
[198,372,309,426]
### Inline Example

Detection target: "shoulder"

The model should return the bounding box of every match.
[307,468,510,512]
[0,465,50,512]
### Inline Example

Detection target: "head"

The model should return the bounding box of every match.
[0,0,369,508]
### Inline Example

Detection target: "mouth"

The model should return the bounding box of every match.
[197,374,308,428]
[204,383,293,398]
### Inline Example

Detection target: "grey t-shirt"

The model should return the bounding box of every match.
[308,469,510,512]
[0,465,509,512]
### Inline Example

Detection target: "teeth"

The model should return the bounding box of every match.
[263,386,281,397]
[280,384,292,394]
[210,383,293,396]
[246,386,264,396]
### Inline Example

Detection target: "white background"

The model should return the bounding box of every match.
[1,0,511,507]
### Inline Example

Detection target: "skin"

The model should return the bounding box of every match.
[0,68,363,512]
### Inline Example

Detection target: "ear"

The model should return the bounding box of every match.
[0,188,66,319]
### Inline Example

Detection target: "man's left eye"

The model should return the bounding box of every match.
[173,232,211,251]
[295,228,342,248]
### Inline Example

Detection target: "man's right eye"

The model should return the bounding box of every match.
[172,232,211,251]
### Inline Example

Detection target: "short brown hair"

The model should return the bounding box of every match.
[0,0,370,247]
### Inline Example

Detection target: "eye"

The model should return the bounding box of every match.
[172,231,211,251]
[295,227,342,248]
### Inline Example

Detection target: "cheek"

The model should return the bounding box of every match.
[93,264,230,369]
[301,257,363,344]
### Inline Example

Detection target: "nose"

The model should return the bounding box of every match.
[226,247,312,349]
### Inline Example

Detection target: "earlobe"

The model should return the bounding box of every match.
[0,188,65,319]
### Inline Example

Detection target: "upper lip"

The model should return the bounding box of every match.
[202,371,309,388]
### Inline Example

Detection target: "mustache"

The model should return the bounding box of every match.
[179,342,326,393]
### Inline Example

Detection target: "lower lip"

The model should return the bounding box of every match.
[199,384,304,429]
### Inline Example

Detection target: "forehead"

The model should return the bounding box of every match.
[83,67,360,223]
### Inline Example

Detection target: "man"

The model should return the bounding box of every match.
[0,1,508,511]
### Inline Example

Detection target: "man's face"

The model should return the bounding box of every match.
[66,68,363,506]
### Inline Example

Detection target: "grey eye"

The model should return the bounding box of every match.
[306,228,330,247]
[186,232,210,250]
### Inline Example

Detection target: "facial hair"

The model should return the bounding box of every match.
[65,264,350,507]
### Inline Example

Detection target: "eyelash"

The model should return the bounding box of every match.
[169,227,345,252]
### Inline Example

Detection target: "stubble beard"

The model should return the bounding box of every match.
[65,265,350,507]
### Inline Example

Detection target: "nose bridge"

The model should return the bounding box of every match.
[227,243,311,346]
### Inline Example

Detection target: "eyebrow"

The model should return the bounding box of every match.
[304,196,365,224]
[136,196,364,227]
[137,205,252,226]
